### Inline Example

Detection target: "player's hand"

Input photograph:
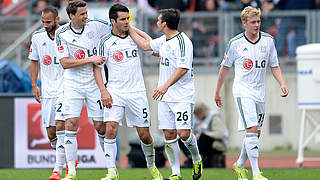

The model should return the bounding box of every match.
[101,90,113,108]
[214,93,223,107]
[153,84,168,100]
[92,56,106,65]
[195,133,200,140]
[32,86,41,103]
[280,85,289,97]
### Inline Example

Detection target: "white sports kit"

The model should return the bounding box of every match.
[55,19,112,120]
[98,33,150,127]
[29,28,64,127]
[150,32,195,129]
[221,32,279,131]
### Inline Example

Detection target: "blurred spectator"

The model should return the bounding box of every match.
[137,0,157,15]
[148,0,191,12]
[261,0,275,13]
[33,0,60,14]
[195,0,219,11]
[240,0,261,9]
[180,102,228,168]
[260,0,277,37]
[191,0,219,58]
[275,0,316,58]
[217,0,241,11]
[35,0,49,14]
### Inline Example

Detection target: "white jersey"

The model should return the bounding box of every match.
[55,19,112,89]
[28,28,64,98]
[221,31,279,102]
[97,32,146,93]
[150,32,195,103]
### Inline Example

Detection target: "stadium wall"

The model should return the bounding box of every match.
[0,96,14,168]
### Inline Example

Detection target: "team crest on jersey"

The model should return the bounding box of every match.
[75,49,85,59]
[113,51,124,62]
[243,58,253,70]
[58,45,64,53]
[42,55,52,65]
[29,48,32,53]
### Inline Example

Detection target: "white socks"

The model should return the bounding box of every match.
[104,138,117,169]
[237,137,248,168]
[165,138,180,176]
[98,133,105,152]
[141,140,155,168]
[65,130,77,176]
[53,131,66,174]
[245,133,260,176]
[182,134,201,163]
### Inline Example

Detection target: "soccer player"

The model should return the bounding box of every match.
[93,4,162,180]
[54,1,112,179]
[129,8,203,180]
[214,6,289,180]
[29,6,66,180]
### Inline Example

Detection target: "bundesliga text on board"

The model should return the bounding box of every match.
[14,98,105,168]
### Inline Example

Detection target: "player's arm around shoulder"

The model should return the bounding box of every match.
[128,25,152,51]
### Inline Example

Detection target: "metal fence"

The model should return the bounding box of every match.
[139,10,320,69]
[0,8,319,73]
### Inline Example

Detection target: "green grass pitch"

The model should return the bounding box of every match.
[0,168,318,180]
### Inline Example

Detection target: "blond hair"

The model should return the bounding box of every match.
[240,6,261,22]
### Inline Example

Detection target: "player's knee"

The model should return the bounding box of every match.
[163,129,177,140]
[94,122,105,135]
[105,123,117,138]
[178,130,190,141]
[47,132,56,140]
[55,120,65,131]
[246,126,258,134]
[138,130,152,144]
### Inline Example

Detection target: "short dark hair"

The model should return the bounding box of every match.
[109,4,129,22]
[158,8,180,30]
[66,0,87,19]
[42,6,58,18]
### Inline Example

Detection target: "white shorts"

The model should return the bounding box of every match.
[41,98,57,127]
[158,101,194,130]
[104,91,151,127]
[55,94,65,120]
[235,97,265,131]
[63,86,103,121]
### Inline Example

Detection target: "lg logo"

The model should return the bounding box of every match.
[243,59,266,70]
